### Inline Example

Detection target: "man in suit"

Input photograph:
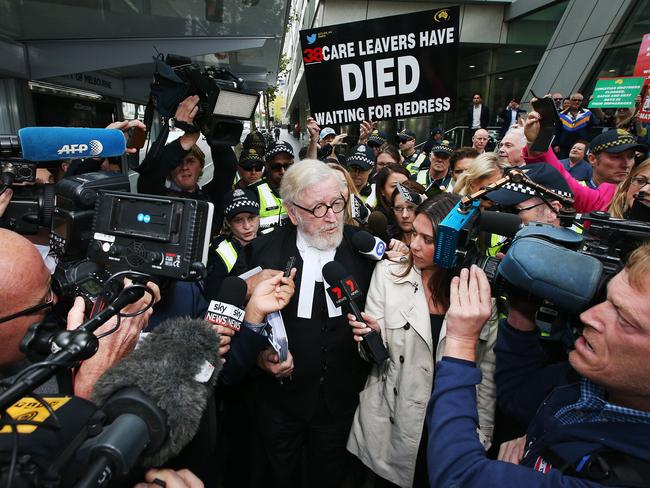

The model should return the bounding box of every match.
[498,97,526,138]
[467,92,491,130]
[232,159,375,488]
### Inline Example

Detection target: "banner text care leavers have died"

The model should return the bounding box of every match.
[300,7,459,124]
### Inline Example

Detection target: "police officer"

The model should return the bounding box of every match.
[346,144,377,209]
[206,188,261,294]
[234,147,265,190]
[398,129,427,175]
[367,129,387,159]
[415,141,455,196]
[250,140,294,231]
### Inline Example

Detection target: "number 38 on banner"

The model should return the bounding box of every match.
[303,47,324,64]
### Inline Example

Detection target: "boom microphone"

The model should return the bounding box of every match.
[368,210,390,243]
[322,261,389,365]
[479,211,523,238]
[203,275,247,331]
[352,230,387,261]
[18,127,126,161]
[91,317,221,468]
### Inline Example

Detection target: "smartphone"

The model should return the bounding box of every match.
[283,256,296,277]
[530,93,558,153]
[126,126,147,150]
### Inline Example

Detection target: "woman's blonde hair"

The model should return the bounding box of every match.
[453,152,509,195]
[328,163,359,226]
[609,158,650,218]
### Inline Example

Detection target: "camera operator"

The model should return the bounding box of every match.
[0,228,160,400]
[427,243,650,487]
[137,95,237,232]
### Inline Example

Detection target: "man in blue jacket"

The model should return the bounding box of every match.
[427,243,650,487]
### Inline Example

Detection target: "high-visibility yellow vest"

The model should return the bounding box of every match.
[405,152,427,175]
[360,183,377,210]
[257,182,288,230]
[215,238,238,273]
[417,170,454,193]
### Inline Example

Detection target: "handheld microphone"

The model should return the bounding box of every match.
[352,230,387,261]
[203,276,247,332]
[18,127,126,161]
[368,210,390,243]
[91,317,221,469]
[322,261,389,365]
[479,211,523,238]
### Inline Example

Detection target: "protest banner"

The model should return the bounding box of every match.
[588,77,645,109]
[634,33,650,122]
[299,7,459,125]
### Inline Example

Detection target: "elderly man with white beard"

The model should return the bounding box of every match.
[232,159,376,488]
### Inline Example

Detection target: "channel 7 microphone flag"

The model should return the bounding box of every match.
[18,127,126,161]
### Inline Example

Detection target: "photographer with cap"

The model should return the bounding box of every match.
[414,141,455,196]
[316,126,348,162]
[426,243,650,488]
[137,95,238,231]
[248,140,294,231]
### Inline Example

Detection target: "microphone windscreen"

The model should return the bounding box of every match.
[19,127,126,161]
[91,317,221,466]
[368,211,389,242]
[480,211,523,238]
[351,230,377,253]
[322,260,347,286]
[499,237,602,314]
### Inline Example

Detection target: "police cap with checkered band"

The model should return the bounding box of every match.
[486,164,573,207]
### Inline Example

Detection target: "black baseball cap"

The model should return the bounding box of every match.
[487,164,572,207]
[589,129,647,154]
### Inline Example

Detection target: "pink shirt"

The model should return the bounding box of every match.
[522,147,616,213]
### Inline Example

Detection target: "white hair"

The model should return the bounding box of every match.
[280,159,345,204]
[503,126,527,148]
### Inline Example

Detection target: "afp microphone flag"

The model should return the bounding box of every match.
[18,127,126,161]
[300,7,459,124]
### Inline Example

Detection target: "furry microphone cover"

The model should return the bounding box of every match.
[91,317,221,466]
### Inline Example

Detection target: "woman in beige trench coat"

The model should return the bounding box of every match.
[346,193,498,488]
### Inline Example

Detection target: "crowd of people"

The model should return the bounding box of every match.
[1,85,650,488]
